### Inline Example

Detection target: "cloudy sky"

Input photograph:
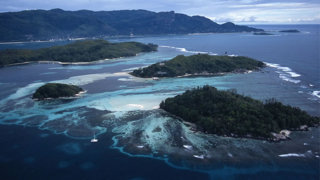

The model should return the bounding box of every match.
[0,0,319,24]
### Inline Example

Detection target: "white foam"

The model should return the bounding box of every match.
[279,74,301,84]
[193,154,205,159]
[278,153,305,157]
[183,145,193,150]
[265,62,301,84]
[160,45,217,55]
[278,66,291,72]
[136,145,144,149]
[54,72,129,86]
[126,104,144,109]
[311,91,320,99]
[88,93,170,111]
[286,72,301,78]
[118,78,134,82]
[6,82,44,100]
[265,62,301,77]
[122,66,142,71]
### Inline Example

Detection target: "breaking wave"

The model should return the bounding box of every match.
[160,45,218,55]
[278,150,314,158]
[278,153,305,157]
[311,91,320,99]
[265,62,301,84]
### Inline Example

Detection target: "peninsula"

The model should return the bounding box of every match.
[130,54,264,78]
[0,40,157,66]
[160,86,320,140]
[33,83,84,100]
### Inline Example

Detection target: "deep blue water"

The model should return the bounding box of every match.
[0,125,207,180]
[0,24,319,179]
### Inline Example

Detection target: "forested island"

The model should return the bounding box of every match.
[279,29,300,33]
[0,39,157,66]
[131,54,264,78]
[0,9,263,42]
[160,86,320,141]
[33,83,84,100]
[253,32,274,35]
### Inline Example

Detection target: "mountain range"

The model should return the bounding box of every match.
[0,9,263,42]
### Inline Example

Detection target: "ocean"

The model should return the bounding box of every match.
[0,24,319,179]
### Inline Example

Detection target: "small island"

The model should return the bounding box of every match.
[131,54,265,78]
[0,39,158,66]
[279,29,300,33]
[253,32,274,35]
[160,86,319,141]
[33,83,84,100]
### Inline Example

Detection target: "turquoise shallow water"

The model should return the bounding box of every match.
[0,24,319,179]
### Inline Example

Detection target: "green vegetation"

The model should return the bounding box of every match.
[279,29,300,33]
[131,54,264,78]
[160,86,319,139]
[33,83,83,100]
[0,9,263,42]
[0,39,157,66]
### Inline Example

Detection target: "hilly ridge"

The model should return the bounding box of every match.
[0,9,263,42]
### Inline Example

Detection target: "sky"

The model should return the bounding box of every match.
[0,0,319,24]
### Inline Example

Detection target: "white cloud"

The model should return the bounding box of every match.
[180,1,320,24]
[230,2,308,8]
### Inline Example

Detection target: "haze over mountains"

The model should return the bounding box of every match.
[0,9,263,42]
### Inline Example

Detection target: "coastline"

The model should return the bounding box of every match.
[0,38,88,45]
[0,39,158,68]
[164,110,319,142]
[131,69,258,80]
[2,54,140,67]
[3,61,109,67]
[0,31,265,45]
[32,90,87,101]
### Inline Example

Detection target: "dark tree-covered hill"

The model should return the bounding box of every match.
[131,54,265,78]
[0,39,157,66]
[160,86,319,140]
[0,9,263,42]
[33,83,83,100]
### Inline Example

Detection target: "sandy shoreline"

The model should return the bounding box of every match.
[133,69,257,81]
[33,90,87,101]
[3,56,133,67]
[5,59,110,67]
[2,51,152,68]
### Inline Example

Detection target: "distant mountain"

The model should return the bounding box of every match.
[0,9,263,42]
